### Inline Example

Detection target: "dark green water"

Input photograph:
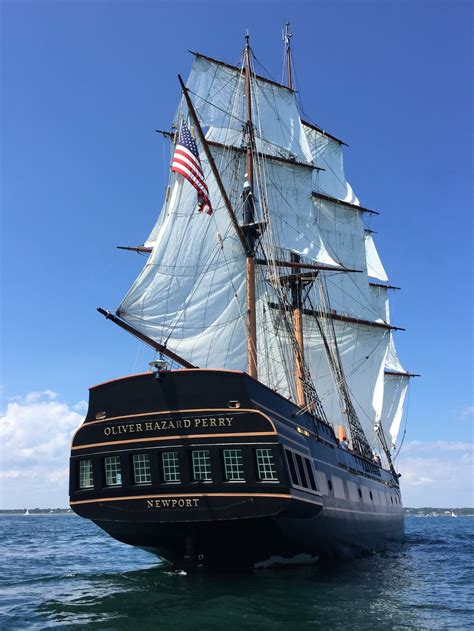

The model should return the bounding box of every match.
[1,515,472,629]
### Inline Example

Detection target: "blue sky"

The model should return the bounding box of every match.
[1,0,472,507]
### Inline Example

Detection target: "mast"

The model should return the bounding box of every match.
[284,21,293,90]
[281,25,311,412]
[290,253,306,407]
[284,25,304,409]
[243,33,258,379]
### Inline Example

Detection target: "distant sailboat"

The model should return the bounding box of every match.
[24,509,29,516]
[451,511,457,518]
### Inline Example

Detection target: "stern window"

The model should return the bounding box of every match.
[256,448,278,481]
[285,450,299,486]
[132,454,151,485]
[223,449,245,481]
[79,459,94,489]
[192,450,212,481]
[304,459,317,491]
[162,451,181,483]
[295,454,309,488]
[104,456,122,487]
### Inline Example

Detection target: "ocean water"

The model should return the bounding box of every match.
[0,515,473,630]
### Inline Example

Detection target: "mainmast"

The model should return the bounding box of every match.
[284,21,293,90]
[243,33,258,379]
[285,25,305,409]
[290,253,306,407]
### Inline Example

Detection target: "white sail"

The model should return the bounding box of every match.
[305,319,389,448]
[303,123,359,204]
[385,333,405,372]
[365,232,389,281]
[177,54,312,162]
[382,374,409,447]
[114,47,413,457]
[314,196,385,322]
[256,289,294,400]
[381,335,409,447]
[119,144,248,370]
[369,284,390,323]
[256,159,338,265]
[144,175,179,248]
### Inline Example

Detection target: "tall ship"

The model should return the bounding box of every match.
[69,27,417,570]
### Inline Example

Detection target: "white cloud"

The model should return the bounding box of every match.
[0,391,84,508]
[73,400,88,413]
[397,440,473,507]
[460,405,474,419]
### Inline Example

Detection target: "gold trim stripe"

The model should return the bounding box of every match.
[72,431,276,451]
[78,408,276,431]
[70,492,292,506]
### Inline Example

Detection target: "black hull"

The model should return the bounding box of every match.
[70,369,404,570]
[95,511,403,570]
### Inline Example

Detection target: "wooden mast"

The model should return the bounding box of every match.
[97,308,196,368]
[243,33,258,379]
[284,21,293,90]
[290,253,306,407]
[285,24,306,408]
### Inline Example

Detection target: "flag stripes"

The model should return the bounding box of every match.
[171,124,212,215]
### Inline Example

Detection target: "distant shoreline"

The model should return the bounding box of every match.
[1,507,473,516]
[0,509,74,515]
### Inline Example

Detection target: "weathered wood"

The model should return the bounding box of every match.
[117,246,153,253]
[369,282,401,291]
[385,369,420,377]
[256,258,360,273]
[290,253,306,407]
[97,308,196,368]
[267,302,404,331]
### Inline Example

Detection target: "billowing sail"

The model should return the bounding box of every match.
[381,335,410,447]
[305,319,389,447]
[113,47,412,456]
[369,283,390,322]
[176,54,312,162]
[314,196,385,322]
[365,232,389,281]
[303,122,359,204]
[256,159,338,264]
[119,145,248,370]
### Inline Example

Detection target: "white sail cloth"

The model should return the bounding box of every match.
[258,159,338,264]
[303,123,359,204]
[369,284,390,322]
[177,55,313,162]
[314,196,385,323]
[119,141,338,370]
[365,233,389,281]
[119,146,248,370]
[116,51,412,454]
[380,334,410,447]
[305,320,389,447]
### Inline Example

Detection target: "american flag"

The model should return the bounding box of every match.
[171,123,213,215]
